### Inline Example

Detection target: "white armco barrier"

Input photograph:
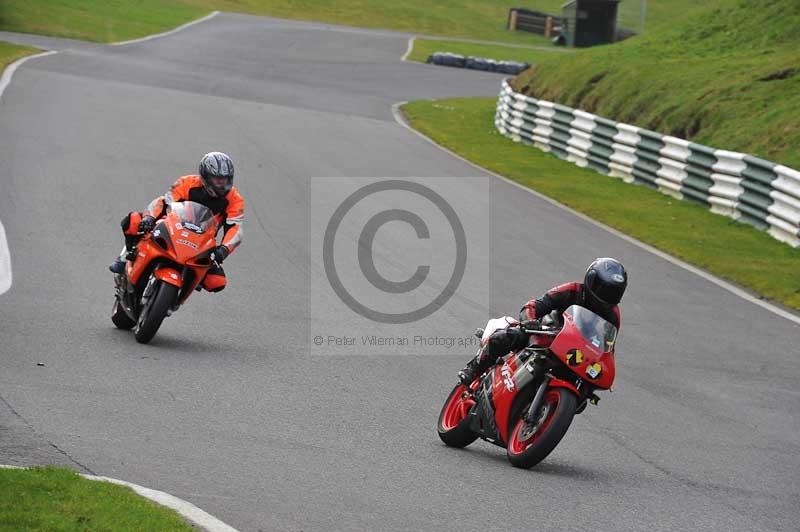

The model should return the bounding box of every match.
[494,80,800,247]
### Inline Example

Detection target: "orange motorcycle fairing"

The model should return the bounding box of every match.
[154,267,183,287]
[113,201,222,343]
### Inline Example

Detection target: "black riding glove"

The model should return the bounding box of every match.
[520,319,541,331]
[138,215,156,233]
[212,245,230,264]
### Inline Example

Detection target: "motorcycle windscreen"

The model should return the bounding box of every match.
[564,305,617,353]
[169,201,217,233]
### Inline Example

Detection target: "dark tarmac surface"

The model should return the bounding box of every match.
[1,13,798,532]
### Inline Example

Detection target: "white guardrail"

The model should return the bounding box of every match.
[495,79,800,247]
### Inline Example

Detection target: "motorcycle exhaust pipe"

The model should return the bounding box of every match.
[524,374,553,424]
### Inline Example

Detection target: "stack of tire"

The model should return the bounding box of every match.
[427,52,530,75]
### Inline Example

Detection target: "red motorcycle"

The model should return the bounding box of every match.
[110,201,219,343]
[437,305,618,468]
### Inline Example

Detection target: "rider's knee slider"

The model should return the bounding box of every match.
[202,274,226,292]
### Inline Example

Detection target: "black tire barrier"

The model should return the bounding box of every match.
[427,52,466,68]
[496,60,530,75]
[427,52,530,75]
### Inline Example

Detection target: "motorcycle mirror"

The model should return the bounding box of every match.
[474,328,484,339]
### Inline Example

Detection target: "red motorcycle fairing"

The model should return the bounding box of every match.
[548,309,616,390]
[491,352,533,444]
[547,377,580,395]
[487,356,584,444]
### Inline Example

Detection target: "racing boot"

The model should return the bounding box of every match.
[108,260,126,274]
[458,347,492,386]
[108,237,137,274]
[458,357,481,386]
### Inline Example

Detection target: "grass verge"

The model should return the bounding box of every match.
[0,1,208,43]
[406,38,558,65]
[0,41,40,75]
[0,0,555,44]
[0,466,195,531]
[0,0,721,47]
[401,97,800,311]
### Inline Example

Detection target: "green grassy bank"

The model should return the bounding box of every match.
[402,98,800,311]
[0,1,207,43]
[513,0,800,167]
[403,0,721,67]
[0,466,194,531]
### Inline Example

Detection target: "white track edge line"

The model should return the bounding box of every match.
[0,50,60,297]
[401,36,415,61]
[0,220,11,296]
[0,465,240,532]
[0,50,58,102]
[390,102,800,326]
[111,11,220,46]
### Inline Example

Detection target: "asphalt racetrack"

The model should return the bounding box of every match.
[1,13,799,532]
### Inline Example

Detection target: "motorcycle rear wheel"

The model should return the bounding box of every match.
[134,281,178,344]
[506,387,577,469]
[111,298,135,330]
[437,383,478,448]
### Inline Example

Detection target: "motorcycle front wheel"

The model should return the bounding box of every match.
[437,383,478,448]
[506,387,577,469]
[134,281,178,344]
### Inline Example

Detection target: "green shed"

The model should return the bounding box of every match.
[560,0,620,47]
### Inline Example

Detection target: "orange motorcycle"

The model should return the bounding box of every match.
[110,201,219,343]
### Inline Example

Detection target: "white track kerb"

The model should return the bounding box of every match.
[0,465,240,532]
[110,11,220,46]
[0,50,58,102]
[390,102,800,326]
[401,36,415,61]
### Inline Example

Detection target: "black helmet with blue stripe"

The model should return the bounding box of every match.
[584,258,627,307]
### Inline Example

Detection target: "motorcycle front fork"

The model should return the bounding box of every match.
[524,374,553,424]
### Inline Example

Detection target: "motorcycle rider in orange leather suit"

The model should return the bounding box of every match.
[109,152,244,293]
